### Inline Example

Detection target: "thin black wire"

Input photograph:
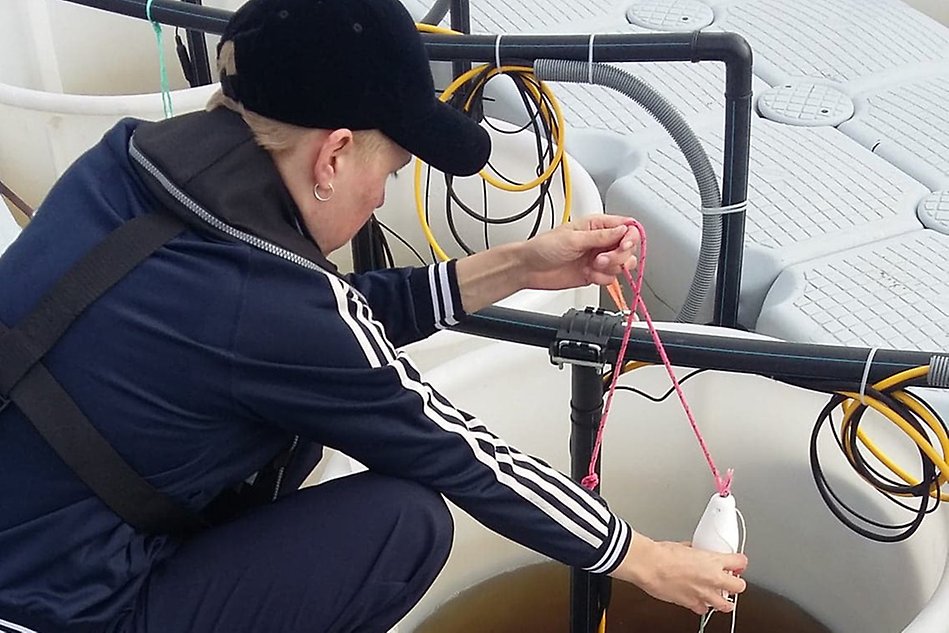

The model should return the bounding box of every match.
[445,173,476,255]
[482,177,490,251]
[443,92,555,237]
[446,175,545,224]
[613,368,709,401]
[376,219,427,266]
[378,228,395,268]
[826,393,940,522]
[808,375,946,542]
[447,73,556,224]
[424,164,437,263]
[430,65,562,255]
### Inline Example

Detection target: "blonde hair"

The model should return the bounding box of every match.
[208,41,389,158]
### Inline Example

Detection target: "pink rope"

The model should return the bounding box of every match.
[581,220,732,496]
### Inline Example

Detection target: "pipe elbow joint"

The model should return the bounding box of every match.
[693,31,753,97]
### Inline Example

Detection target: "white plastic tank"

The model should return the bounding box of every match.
[0,0,244,210]
[395,326,949,633]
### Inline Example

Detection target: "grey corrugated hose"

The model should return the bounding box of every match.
[534,58,722,324]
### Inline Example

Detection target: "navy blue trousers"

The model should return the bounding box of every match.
[119,472,453,633]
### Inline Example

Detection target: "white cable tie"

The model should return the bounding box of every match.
[699,201,748,216]
[495,34,503,71]
[588,33,596,84]
[859,346,879,405]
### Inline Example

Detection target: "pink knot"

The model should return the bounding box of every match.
[716,469,735,496]
[581,474,599,490]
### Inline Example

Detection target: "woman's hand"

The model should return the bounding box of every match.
[454,215,639,314]
[519,215,639,291]
[611,533,748,615]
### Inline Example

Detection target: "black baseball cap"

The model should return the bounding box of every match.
[218,0,491,176]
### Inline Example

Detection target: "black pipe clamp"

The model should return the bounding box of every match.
[549,307,624,370]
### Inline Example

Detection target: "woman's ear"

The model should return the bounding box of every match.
[311,129,355,186]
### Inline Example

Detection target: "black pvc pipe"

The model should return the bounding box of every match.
[449,0,471,35]
[61,0,232,32]
[58,2,755,318]
[448,0,472,86]
[180,0,212,86]
[351,218,387,273]
[712,35,754,328]
[414,32,755,328]
[457,307,938,387]
[420,0,452,25]
[569,365,605,633]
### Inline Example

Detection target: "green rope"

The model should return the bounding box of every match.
[146,0,174,118]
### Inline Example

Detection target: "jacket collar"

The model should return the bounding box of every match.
[130,107,339,275]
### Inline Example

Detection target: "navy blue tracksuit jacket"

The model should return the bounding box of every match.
[0,109,631,631]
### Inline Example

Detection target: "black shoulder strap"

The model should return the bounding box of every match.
[0,213,205,534]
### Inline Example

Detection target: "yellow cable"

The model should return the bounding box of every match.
[602,360,651,385]
[834,365,949,501]
[839,394,938,486]
[866,366,929,391]
[414,157,451,262]
[622,361,650,375]
[415,23,461,35]
[598,612,607,633]
[411,28,573,260]
[839,391,949,501]
[440,65,568,192]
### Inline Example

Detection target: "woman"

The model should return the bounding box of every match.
[0,0,746,631]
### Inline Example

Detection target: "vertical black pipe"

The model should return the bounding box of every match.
[350,219,386,273]
[570,365,605,633]
[713,94,752,327]
[180,0,212,86]
[449,0,471,80]
[711,36,754,328]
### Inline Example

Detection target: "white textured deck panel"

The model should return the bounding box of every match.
[605,117,927,323]
[551,61,729,134]
[842,72,949,190]
[620,118,924,248]
[757,230,949,351]
[468,0,617,32]
[919,190,949,233]
[715,0,949,84]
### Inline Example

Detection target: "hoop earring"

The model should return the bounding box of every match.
[313,182,334,202]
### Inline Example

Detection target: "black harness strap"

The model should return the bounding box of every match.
[0,213,185,392]
[0,213,205,534]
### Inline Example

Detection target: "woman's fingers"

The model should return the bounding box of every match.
[723,572,747,595]
[707,591,735,613]
[724,552,749,574]
[581,214,637,231]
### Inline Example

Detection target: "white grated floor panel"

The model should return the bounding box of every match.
[550,61,730,134]
[626,118,925,249]
[604,117,927,323]
[714,0,949,83]
[757,230,949,351]
[445,0,949,350]
[842,72,949,189]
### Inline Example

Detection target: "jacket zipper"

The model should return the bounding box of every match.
[272,435,299,502]
[129,137,328,273]
[130,140,311,505]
